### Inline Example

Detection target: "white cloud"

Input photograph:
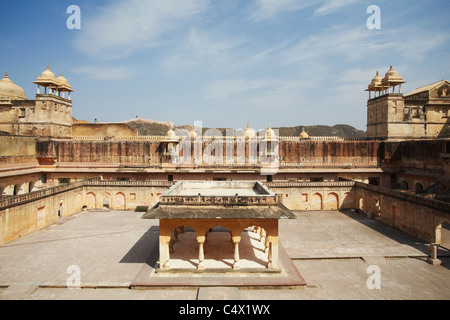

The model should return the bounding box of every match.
[162,28,246,71]
[314,0,359,16]
[250,0,359,20]
[250,0,315,20]
[280,25,449,68]
[72,66,136,80]
[73,0,209,59]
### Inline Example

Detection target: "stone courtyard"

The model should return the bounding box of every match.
[0,209,449,300]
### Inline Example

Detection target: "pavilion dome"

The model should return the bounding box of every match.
[37,65,57,81]
[368,71,383,89]
[383,65,403,82]
[299,129,309,139]
[243,124,256,139]
[0,71,27,100]
[265,125,277,141]
[166,128,178,141]
[56,73,72,91]
[189,128,198,139]
[57,73,69,86]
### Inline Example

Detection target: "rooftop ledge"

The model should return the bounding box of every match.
[158,181,277,206]
[143,180,297,220]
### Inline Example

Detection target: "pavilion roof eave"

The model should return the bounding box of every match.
[142,203,296,220]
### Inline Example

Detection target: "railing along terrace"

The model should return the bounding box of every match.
[71,135,369,142]
[0,177,102,210]
[354,181,450,213]
[159,195,278,206]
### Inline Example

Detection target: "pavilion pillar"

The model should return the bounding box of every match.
[232,235,241,270]
[267,237,279,270]
[197,235,206,270]
[159,237,171,270]
[159,220,172,270]
[427,243,441,266]
[266,221,279,270]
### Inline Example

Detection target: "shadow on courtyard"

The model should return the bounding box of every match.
[119,226,159,268]
[339,209,450,269]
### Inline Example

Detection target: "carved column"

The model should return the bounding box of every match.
[266,221,279,270]
[232,235,241,270]
[427,243,441,266]
[159,221,172,270]
[197,235,206,270]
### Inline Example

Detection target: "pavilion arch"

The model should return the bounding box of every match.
[326,193,339,210]
[28,181,36,193]
[312,193,323,210]
[115,192,126,210]
[158,219,279,271]
[85,192,96,209]
[14,184,24,195]
[3,185,13,196]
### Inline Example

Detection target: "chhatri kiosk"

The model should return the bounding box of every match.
[143,181,295,271]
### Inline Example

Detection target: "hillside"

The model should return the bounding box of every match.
[277,124,366,138]
[125,119,366,138]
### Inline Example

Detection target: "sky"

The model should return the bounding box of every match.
[0,0,449,131]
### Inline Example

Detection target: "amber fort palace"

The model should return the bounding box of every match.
[0,65,449,266]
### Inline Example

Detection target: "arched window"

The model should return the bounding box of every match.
[415,183,424,194]
[400,180,409,191]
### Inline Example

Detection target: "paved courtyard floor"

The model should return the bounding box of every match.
[0,210,449,300]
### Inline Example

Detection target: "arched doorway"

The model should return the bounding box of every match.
[57,200,64,218]
[358,197,364,212]
[312,193,323,210]
[326,193,339,210]
[342,192,354,209]
[115,192,126,210]
[374,199,381,217]
[75,193,83,212]
[102,192,111,209]
[442,222,450,250]
[86,192,96,209]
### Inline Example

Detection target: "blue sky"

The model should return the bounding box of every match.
[1,0,449,131]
